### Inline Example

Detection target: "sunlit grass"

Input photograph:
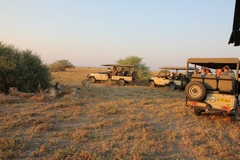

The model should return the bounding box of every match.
[0,67,239,159]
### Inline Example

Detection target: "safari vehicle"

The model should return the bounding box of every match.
[185,58,239,122]
[149,67,171,87]
[87,64,137,86]
[165,66,195,91]
[87,70,109,83]
[149,66,194,90]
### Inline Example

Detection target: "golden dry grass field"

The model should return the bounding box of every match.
[0,67,240,160]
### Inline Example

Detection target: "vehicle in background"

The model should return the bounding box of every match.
[185,58,239,122]
[87,70,109,83]
[87,64,138,86]
[149,67,171,87]
[167,66,195,91]
[149,66,195,90]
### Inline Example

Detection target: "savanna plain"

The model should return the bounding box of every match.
[0,67,240,160]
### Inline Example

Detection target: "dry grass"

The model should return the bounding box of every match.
[0,67,240,160]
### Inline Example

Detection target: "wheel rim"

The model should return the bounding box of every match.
[90,77,95,83]
[189,85,202,98]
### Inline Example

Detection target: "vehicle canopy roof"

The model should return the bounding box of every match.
[159,66,195,70]
[187,58,240,70]
[101,64,137,67]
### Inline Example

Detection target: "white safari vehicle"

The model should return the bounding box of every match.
[149,67,171,87]
[87,64,137,86]
[185,58,239,122]
[149,66,195,90]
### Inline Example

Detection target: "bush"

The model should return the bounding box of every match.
[0,42,51,93]
[48,60,74,72]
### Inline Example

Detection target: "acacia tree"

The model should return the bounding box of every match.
[116,56,151,80]
[48,59,74,71]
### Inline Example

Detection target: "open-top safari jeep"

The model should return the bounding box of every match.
[87,70,109,83]
[165,66,195,91]
[149,66,195,90]
[149,67,171,87]
[185,58,239,122]
[87,64,137,86]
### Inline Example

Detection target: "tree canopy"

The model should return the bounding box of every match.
[48,60,75,72]
[116,56,150,80]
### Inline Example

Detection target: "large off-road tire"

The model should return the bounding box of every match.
[194,108,202,116]
[118,79,125,86]
[169,83,175,91]
[231,108,239,122]
[89,77,96,83]
[185,81,206,101]
[230,99,239,122]
[150,81,155,87]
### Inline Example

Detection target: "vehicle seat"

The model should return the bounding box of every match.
[191,74,203,82]
[175,73,182,80]
[124,71,129,76]
[218,75,234,92]
[204,75,217,90]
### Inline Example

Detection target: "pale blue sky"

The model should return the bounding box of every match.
[0,0,238,70]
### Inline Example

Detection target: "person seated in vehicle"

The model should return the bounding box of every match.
[107,67,112,78]
[164,73,170,79]
[205,68,212,75]
[215,68,223,77]
[200,67,206,78]
[169,72,175,80]
[193,70,199,74]
[119,67,125,76]
[221,65,235,78]
[112,66,118,76]
[176,73,183,80]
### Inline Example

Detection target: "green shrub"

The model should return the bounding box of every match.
[0,42,51,93]
[116,56,151,80]
[48,60,74,72]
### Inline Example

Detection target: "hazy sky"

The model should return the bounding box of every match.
[0,0,238,70]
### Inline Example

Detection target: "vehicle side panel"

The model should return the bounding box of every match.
[151,77,170,86]
[111,76,132,82]
[90,73,109,81]
[173,80,181,86]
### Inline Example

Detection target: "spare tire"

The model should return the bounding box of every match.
[185,81,206,101]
